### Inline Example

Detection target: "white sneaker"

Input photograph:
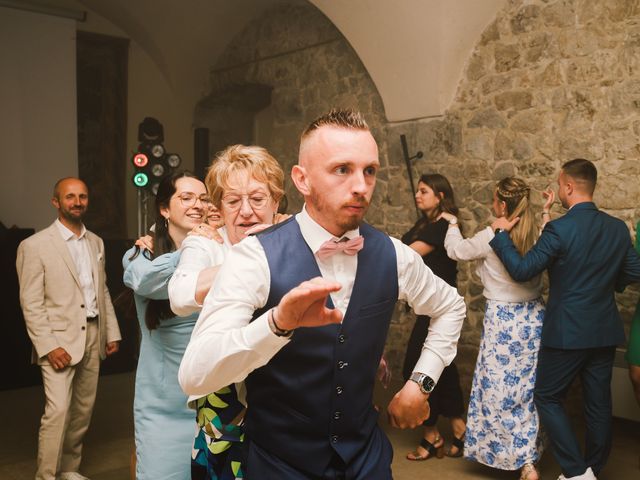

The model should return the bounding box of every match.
[59,472,90,480]
[557,467,597,480]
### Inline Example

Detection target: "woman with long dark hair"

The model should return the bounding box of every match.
[123,171,209,480]
[402,173,467,461]
[442,177,546,480]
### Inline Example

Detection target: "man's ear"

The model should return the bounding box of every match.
[565,182,574,196]
[291,165,311,196]
[51,197,60,209]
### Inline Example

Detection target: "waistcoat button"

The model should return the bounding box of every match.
[336,386,343,395]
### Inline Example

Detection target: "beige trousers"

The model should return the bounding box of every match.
[36,321,100,480]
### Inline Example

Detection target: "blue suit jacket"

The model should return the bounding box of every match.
[490,202,640,349]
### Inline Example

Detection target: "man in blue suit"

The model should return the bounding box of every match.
[490,159,640,480]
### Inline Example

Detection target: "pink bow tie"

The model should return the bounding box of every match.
[316,236,364,260]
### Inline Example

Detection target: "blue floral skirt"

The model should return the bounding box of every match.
[464,298,545,470]
[191,384,245,480]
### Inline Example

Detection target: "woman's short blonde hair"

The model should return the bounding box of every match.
[205,144,285,208]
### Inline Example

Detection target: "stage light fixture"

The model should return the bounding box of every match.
[151,144,165,158]
[138,117,164,143]
[131,118,182,194]
[167,154,181,168]
[133,153,148,167]
[133,172,149,187]
[151,164,165,177]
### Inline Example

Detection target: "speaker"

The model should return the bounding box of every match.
[194,127,210,180]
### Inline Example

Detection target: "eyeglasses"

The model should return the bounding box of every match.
[221,193,271,211]
[175,192,211,208]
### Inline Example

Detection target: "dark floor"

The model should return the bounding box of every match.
[0,372,638,479]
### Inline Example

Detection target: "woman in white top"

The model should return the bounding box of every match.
[169,144,284,480]
[442,177,551,480]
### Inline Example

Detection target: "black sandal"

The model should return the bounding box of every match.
[406,436,445,461]
[446,434,465,458]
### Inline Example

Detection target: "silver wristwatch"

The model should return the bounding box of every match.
[409,372,436,395]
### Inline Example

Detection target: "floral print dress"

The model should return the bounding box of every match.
[464,299,545,469]
[444,225,545,471]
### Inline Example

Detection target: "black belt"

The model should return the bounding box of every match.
[87,315,99,321]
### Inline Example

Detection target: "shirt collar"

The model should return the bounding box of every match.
[55,218,87,241]
[567,201,596,213]
[296,204,360,255]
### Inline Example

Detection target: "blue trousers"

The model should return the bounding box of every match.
[242,425,393,480]
[534,346,615,477]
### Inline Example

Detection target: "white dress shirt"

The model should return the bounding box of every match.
[444,225,542,301]
[169,228,231,317]
[55,219,98,317]
[179,206,466,397]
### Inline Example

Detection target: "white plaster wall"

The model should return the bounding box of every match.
[311,0,507,121]
[0,1,198,236]
[0,7,77,231]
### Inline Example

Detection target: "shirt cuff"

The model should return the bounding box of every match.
[169,270,201,316]
[412,349,446,384]
[242,309,291,356]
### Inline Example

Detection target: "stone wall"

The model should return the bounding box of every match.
[425,0,640,383]
[197,3,389,214]
[199,0,640,396]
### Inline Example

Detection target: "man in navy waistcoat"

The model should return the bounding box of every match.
[490,159,640,480]
[180,109,466,479]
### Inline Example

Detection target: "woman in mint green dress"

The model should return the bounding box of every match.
[123,171,210,480]
[627,221,640,405]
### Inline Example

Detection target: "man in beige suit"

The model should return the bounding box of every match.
[16,177,122,480]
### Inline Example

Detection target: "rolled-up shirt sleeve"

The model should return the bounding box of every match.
[394,238,466,384]
[179,237,290,396]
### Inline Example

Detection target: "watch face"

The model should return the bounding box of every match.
[422,376,436,393]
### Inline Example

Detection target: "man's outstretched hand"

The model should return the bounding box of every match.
[275,277,343,331]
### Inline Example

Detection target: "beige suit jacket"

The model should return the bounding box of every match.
[16,222,122,366]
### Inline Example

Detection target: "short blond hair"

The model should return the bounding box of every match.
[205,144,284,208]
[301,108,369,141]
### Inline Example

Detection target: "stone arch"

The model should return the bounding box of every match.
[193,2,393,215]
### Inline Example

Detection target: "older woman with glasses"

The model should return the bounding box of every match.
[168,144,284,480]
[122,171,212,480]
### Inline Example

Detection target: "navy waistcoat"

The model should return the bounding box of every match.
[245,217,398,476]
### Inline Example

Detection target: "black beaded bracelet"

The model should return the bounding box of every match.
[269,307,293,338]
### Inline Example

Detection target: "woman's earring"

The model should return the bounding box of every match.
[164,217,169,228]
